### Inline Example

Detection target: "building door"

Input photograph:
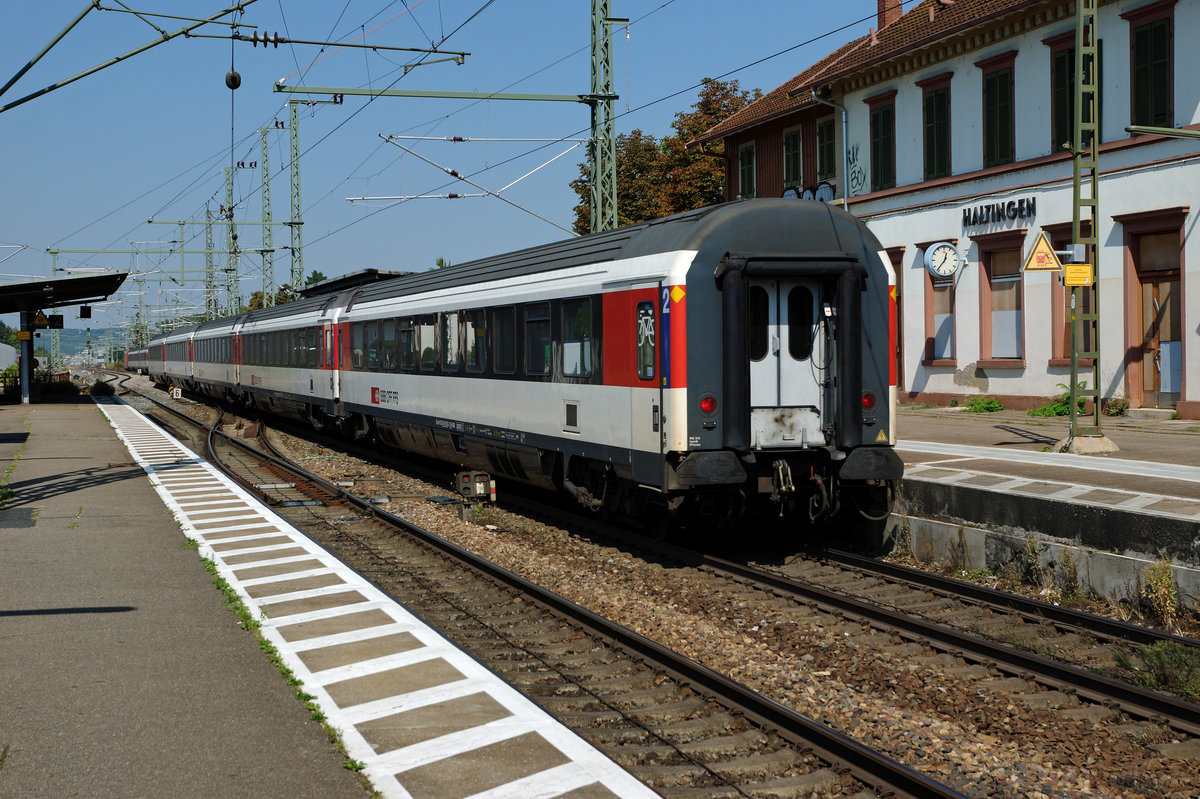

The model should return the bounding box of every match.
[748,280,825,447]
[1136,232,1182,409]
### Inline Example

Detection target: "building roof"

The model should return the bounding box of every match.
[0,272,128,316]
[692,0,1041,146]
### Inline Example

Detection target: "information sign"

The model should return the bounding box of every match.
[1064,264,1094,287]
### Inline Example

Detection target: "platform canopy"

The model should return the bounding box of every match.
[0,272,128,315]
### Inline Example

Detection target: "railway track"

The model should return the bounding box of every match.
[111,374,967,798]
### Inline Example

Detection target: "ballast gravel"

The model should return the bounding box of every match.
[258,430,1199,799]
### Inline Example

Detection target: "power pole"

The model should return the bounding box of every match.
[1066,0,1114,452]
[589,0,620,233]
[205,207,217,319]
[225,165,240,314]
[274,4,624,234]
[288,100,304,291]
[261,126,275,305]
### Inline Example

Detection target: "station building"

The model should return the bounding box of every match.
[693,0,1200,418]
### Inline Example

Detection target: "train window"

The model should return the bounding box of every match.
[324,327,333,367]
[366,320,380,370]
[493,307,516,374]
[636,301,655,381]
[443,311,460,372]
[749,286,769,361]
[418,316,438,371]
[788,287,814,361]
[562,299,592,378]
[307,327,319,368]
[525,303,551,375]
[399,321,415,371]
[381,320,397,371]
[351,322,365,370]
[464,310,486,373]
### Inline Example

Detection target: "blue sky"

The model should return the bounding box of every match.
[1,0,884,334]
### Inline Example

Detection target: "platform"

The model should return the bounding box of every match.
[0,398,654,799]
[894,406,1200,607]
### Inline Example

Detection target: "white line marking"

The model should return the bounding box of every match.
[899,439,1200,483]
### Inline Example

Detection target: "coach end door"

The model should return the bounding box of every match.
[748,280,825,448]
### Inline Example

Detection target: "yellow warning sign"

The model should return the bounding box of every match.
[875,429,889,443]
[1064,263,1094,287]
[1021,231,1063,272]
[33,311,48,327]
[670,285,685,304]
[16,330,31,341]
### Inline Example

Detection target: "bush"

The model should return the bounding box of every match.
[965,396,1004,413]
[1103,396,1129,416]
[90,379,115,396]
[1028,381,1087,417]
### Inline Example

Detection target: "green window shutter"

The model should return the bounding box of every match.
[783,130,802,187]
[870,104,895,191]
[924,87,950,179]
[1052,48,1075,152]
[1133,19,1171,126]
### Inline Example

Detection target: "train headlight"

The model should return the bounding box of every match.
[861,392,877,412]
[699,395,717,415]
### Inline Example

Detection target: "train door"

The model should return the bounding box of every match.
[748,280,825,448]
[629,289,663,484]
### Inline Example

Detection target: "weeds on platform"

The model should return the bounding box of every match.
[197,555,376,790]
[964,396,1005,413]
[1028,381,1088,417]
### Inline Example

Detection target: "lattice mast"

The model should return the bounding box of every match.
[589,0,618,233]
[1069,0,1103,439]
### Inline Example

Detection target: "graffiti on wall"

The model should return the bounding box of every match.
[847,143,867,196]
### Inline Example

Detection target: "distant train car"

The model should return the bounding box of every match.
[149,199,903,532]
[125,348,149,375]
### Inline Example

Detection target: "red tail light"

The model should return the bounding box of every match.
[700,396,717,414]
[861,392,877,411]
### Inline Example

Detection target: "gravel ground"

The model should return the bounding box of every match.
[262,426,1200,799]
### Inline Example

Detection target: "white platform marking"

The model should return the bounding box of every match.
[97,398,657,799]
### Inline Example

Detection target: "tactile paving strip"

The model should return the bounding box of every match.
[96,398,656,799]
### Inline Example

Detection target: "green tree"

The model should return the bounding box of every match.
[304,270,328,287]
[657,78,762,216]
[0,320,18,349]
[569,78,761,234]
[434,257,452,270]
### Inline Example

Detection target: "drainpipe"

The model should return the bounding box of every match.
[811,90,849,211]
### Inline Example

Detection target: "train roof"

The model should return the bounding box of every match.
[340,198,884,307]
[147,199,884,339]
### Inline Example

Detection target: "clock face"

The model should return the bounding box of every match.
[926,243,961,277]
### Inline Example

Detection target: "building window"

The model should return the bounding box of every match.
[974,229,1026,364]
[927,275,955,362]
[816,118,835,181]
[985,249,1023,359]
[1128,10,1172,127]
[738,143,755,198]
[866,91,896,192]
[783,129,802,188]
[978,51,1016,168]
[916,72,952,180]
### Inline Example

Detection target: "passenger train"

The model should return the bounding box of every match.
[131,199,903,533]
